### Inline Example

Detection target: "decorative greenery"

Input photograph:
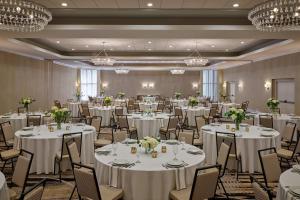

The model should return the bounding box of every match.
[188,97,199,107]
[20,97,35,112]
[224,108,247,130]
[50,106,70,129]
[100,89,105,96]
[75,89,82,102]
[196,91,201,96]
[117,92,125,99]
[266,98,280,113]
[174,92,182,100]
[103,96,112,106]
[140,136,159,153]
[220,93,228,102]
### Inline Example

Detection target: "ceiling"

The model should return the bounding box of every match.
[0,0,299,71]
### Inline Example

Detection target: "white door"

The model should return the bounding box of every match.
[275,79,295,114]
[229,82,236,103]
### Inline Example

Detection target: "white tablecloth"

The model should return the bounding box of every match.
[0,112,45,133]
[142,96,156,103]
[202,124,281,173]
[171,99,188,107]
[277,168,300,200]
[0,172,9,200]
[182,107,210,126]
[94,143,205,200]
[114,99,127,106]
[14,124,96,174]
[127,113,170,138]
[67,102,80,117]
[139,103,158,111]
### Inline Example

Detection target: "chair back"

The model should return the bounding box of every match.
[60,132,82,160]
[282,122,296,143]
[292,132,300,156]
[133,103,140,111]
[258,148,281,187]
[242,116,254,126]
[195,116,206,134]
[22,179,46,200]
[91,116,102,133]
[117,115,129,129]
[174,107,183,117]
[54,100,62,109]
[216,142,232,177]
[27,115,41,126]
[128,99,135,106]
[190,165,221,200]
[73,164,101,200]
[209,107,218,117]
[259,115,273,128]
[12,150,34,194]
[178,129,194,145]
[157,103,165,112]
[113,130,127,143]
[127,105,135,113]
[167,116,178,131]
[211,103,218,109]
[67,141,81,164]
[0,121,14,143]
[115,107,124,116]
[42,115,54,125]
[216,132,238,159]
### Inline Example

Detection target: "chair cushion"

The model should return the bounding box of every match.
[94,139,112,147]
[9,187,22,200]
[159,127,168,133]
[1,149,20,160]
[99,185,123,200]
[55,152,70,160]
[129,127,137,132]
[193,138,202,146]
[169,186,191,200]
[277,149,293,159]
[100,128,112,134]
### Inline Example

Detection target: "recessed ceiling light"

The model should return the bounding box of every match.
[233,3,239,8]
[169,45,173,48]
[148,41,152,44]
[211,45,215,48]
[225,49,229,52]
[148,48,152,51]
[147,2,153,7]
[85,45,89,48]
[56,41,60,44]
[240,41,245,44]
[186,48,191,51]
[273,7,279,13]
[71,48,75,51]
[61,2,68,7]
[127,45,131,48]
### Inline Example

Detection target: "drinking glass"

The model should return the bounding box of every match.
[180,137,186,150]
[172,145,179,160]
[112,142,118,156]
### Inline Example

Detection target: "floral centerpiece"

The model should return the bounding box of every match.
[103,96,112,106]
[224,108,247,131]
[75,89,82,102]
[50,106,70,130]
[188,97,199,107]
[100,89,105,96]
[220,93,228,102]
[174,92,182,100]
[20,97,35,112]
[196,91,201,97]
[140,136,159,153]
[117,92,125,99]
[267,98,280,114]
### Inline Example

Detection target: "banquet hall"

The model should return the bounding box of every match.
[0,0,300,199]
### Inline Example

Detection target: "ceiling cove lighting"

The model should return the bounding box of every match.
[90,42,115,66]
[233,3,239,8]
[115,69,129,74]
[0,0,52,32]
[170,69,185,75]
[61,2,68,7]
[147,2,153,7]
[248,0,300,32]
[184,42,209,66]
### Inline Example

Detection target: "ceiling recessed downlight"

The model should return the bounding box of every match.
[147,2,153,7]
[233,3,239,8]
[61,2,68,7]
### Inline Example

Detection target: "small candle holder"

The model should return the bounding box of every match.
[131,147,137,154]
[245,126,250,132]
[66,126,70,131]
[49,126,54,132]
[151,151,158,158]
[231,127,236,132]
[226,124,230,129]
[161,145,167,153]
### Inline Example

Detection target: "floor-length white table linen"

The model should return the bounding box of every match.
[139,102,158,111]
[0,172,9,200]
[182,107,210,126]
[94,143,205,200]
[67,102,80,117]
[277,168,300,200]
[127,113,169,138]
[202,124,281,173]
[89,106,114,126]
[14,124,96,174]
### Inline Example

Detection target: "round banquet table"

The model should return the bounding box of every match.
[127,113,169,138]
[14,124,96,174]
[139,102,158,111]
[67,102,80,117]
[277,168,300,200]
[0,112,45,133]
[90,106,116,126]
[142,96,156,102]
[182,106,210,126]
[94,143,205,200]
[171,99,188,107]
[202,123,281,173]
[0,171,9,200]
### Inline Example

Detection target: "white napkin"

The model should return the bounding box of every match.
[160,119,164,127]
[131,120,135,128]
[175,167,187,190]
[108,166,119,188]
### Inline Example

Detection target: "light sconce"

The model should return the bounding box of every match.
[222,81,227,88]
[102,82,108,89]
[148,83,154,88]
[75,81,80,88]
[142,82,154,89]
[238,81,243,90]
[264,81,271,90]
[192,83,198,89]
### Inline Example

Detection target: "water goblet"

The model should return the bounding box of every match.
[112,142,118,156]
[172,144,179,161]
[180,137,186,150]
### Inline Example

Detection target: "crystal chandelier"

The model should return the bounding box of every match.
[248,0,300,32]
[115,68,129,74]
[170,69,185,74]
[0,0,52,32]
[91,42,116,66]
[184,42,208,66]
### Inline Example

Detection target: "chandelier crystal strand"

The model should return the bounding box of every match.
[184,42,208,66]
[0,0,52,32]
[248,0,300,32]
[91,42,116,66]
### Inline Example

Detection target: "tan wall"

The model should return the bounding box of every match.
[0,51,77,113]
[100,71,201,98]
[222,52,300,114]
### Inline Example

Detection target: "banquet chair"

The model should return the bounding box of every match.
[116,115,138,139]
[258,147,281,190]
[241,101,249,112]
[211,103,219,109]
[54,100,62,109]
[277,132,300,167]
[78,104,92,124]
[174,107,188,130]
[259,115,273,128]
[203,107,218,124]
[26,115,41,126]
[169,164,221,200]
[164,99,172,113]
[0,121,15,148]
[17,107,26,114]
[216,132,242,180]
[126,104,135,114]
[280,122,296,149]
[73,163,124,200]
[42,115,54,125]
[178,129,195,145]
[113,129,128,143]
[8,149,34,200]
[250,175,273,200]
[194,116,207,147]
[159,115,178,140]
[92,116,114,148]
[156,103,165,112]
[54,132,82,181]
[242,116,254,126]
[114,106,124,116]
[19,178,47,200]
[133,103,140,112]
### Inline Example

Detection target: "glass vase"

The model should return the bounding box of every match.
[57,122,62,130]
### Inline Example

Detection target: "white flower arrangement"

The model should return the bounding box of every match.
[140,136,159,151]
[188,97,199,107]
[50,106,70,129]
[174,92,182,100]
[103,96,112,106]
[224,107,247,130]
[266,98,280,113]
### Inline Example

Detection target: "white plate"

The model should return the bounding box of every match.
[262,128,273,131]
[113,159,130,166]
[292,165,300,172]
[289,187,300,196]
[187,148,203,155]
[166,140,179,145]
[123,139,137,144]
[95,148,111,154]
[260,132,274,137]
[22,127,34,131]
[20,132,34,137]
[240,123,249,127]
[167,160,185,166]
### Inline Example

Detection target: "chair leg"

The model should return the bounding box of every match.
[219,178,229,199]
[1,160,7,171]
[58,161,62,182]
[69,185,76,200]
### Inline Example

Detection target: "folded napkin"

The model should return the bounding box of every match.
[160,119,164,127]
[108,166,120,188]
[175,167,187,190]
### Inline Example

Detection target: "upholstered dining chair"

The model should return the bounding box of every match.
[42,115,54,125]
[242,115,255,126]
[280,122,296,149]
[216,132,242,180]
[169,164,221,200]
[26,115,42,126]
[54,100,62,109]
[133,103,140,112]
[159,115,178,140]
[114,106,124,116]
[92,116,114,148]
[277,132,300,167]
[78,104,92,124]
[156,103,165,112]
[0,121,15,148]
[19,179,47,200]
[17,107,26,114]
[259,115,273,128]
[8,149,34,200]
[54,132,82,181]
[178,129,194,145]
[250,175,273,200]
[116,115,138,139]
[72,163,124,200]
[258,147,281,190]
[203,107,218,124]
[113,129,128,143]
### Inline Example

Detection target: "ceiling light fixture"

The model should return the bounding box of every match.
[61,2,68,7]
[170,69,185,75]
[85,45,89,48]
[148,41,152,44]
[211,45,215,48]
[71,48,75,51]
[184,42,209,66]
[115,68,129,74]
[0,0,52,32]
[56,41,60,44]
[233,3,239,8]
[248,0,300,32]
[90,42,115,66]
[147,2,153,7]
[240,41,245,44]
[169,45,173,48]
